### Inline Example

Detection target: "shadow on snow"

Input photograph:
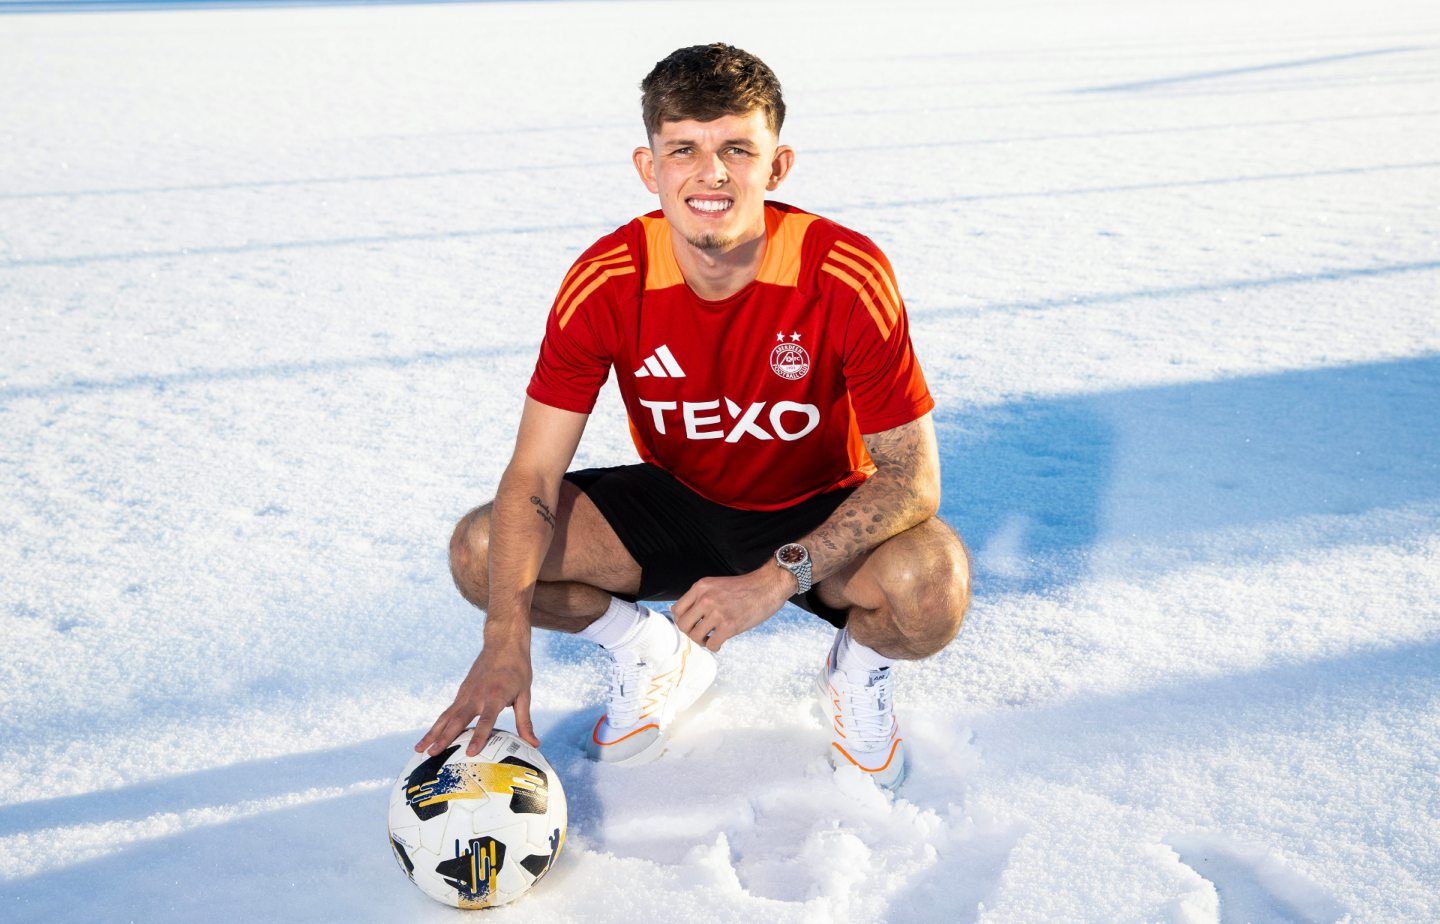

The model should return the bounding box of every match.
[1,709,602,922]
[4,638,1431,921]
[937,354,1440,594]
[1071,46,1429,94]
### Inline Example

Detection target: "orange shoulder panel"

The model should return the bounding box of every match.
[638,215,686,291]
[756,206,821,287]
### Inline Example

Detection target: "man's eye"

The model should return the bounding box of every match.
[725,147,752,156]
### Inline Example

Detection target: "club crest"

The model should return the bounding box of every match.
[770,333,810,380]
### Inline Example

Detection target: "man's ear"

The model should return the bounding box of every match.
[633,146,659,194]
[766,144,795,192]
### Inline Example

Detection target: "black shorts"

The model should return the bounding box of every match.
[564,463,855,628]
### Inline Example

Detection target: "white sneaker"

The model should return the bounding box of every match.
[816,635,906,789]
[585,607,717,766]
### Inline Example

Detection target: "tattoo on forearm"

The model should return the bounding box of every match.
[529,495,556,530]
[803,418,935,580]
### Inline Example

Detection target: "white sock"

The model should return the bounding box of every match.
[834,628,895,674]
[576,597,643,649]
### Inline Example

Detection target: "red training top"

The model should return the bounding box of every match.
[526,202,933,511]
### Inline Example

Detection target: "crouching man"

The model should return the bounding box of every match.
[416,43,970,789]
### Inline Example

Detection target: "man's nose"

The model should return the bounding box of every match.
[697,153,728,185]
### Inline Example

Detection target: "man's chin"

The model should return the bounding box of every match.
[684,232,737,252]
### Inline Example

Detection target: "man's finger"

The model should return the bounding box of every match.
[673,603,700,635]
[417,709,460,754]
[671,587,695,621]
[423,713,465,756]
[684,610,712,645]
[467,710,498,756]
[514,687,540,748]
[705,622,731,652]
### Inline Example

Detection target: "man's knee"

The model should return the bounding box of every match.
[449,504,493,604]
[882,522,970,658]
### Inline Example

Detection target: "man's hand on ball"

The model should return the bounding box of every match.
[415,644,538,757]
[671,565,793,651]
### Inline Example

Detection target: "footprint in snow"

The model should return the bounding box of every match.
[1166,833,1345,923]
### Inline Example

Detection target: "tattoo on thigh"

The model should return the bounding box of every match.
[529,495,557,529]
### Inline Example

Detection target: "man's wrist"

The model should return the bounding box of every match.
[774,542,814,595]
[773,560,801,596]
[481,609,531,647]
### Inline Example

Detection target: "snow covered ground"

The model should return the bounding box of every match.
[2,0,1438,920]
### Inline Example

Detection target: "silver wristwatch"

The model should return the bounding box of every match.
[775,542,813,594]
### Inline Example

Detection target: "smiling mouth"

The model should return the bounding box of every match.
[687,198,732,213]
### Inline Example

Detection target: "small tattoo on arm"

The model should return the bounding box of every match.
[529,495,556,529]
[804,418,933,575]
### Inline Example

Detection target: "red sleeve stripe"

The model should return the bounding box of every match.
[553,246,635,329]
[822,252,899,340]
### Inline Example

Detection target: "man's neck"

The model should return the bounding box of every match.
[671,224,768,301]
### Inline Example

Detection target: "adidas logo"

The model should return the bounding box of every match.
[634,344,686,378]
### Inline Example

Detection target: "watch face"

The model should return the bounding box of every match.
[778,544,806,565]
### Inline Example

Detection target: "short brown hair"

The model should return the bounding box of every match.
[640,43,785,139]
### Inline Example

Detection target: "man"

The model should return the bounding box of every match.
[415,43,970,789]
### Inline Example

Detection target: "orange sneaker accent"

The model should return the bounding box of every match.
[831,736,904,774]
[604,638,692,733]
[827,683,847,737]
[591,715,659,747]
[586,610,717,766]
[641,644,690,714]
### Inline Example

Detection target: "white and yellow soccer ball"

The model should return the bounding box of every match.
[387,729,567,909]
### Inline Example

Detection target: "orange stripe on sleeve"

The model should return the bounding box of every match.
[557,243,628,292]
[557,266,636,329]
[825,250,899,329]
[553,253,633,317]
[833,240,902,312]
[821,262,894,340]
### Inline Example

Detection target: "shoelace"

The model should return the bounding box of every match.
[605,654,649,729]
[840,669,896,750]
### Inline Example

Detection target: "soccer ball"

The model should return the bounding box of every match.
[387,728,567,909]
